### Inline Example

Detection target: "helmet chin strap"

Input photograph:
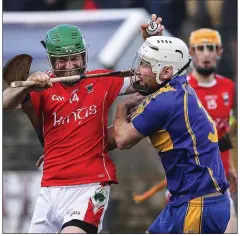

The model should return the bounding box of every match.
[155,64,164,85]
[132,81,157,96]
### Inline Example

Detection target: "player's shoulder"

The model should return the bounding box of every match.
[215,74,234,87]
[150,85,176,106]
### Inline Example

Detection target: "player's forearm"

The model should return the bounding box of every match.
[114,104,133,149]
[107,126,117,151]
[3,87,30,110]
[229,150,236,171]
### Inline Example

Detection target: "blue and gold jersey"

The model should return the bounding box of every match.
[132,76,229,206]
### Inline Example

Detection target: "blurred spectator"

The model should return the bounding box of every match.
[66,0,123,10]
[124,0,186,37]
[180,0,237,81]
[66,0,95,10]
[147,0,186,37]
[3,0,66,11]
[24,0,66,11]
[67,0,187,36]
[218,0,237,81]
[3,0,26,11]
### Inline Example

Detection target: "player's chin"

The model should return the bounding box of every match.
[201,62,213,68]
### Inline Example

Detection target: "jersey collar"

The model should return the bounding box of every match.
[189,73,217,88]
[197,79,217,88]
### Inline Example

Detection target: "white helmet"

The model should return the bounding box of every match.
[131,36,191,95]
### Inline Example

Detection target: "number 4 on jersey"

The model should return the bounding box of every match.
[69,93,79,103]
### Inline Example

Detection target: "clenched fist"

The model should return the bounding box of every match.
[141,14,165,40]
[27,71,52,91]
[120,93,145,110]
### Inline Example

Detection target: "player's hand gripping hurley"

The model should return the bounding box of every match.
[10,70,133,88]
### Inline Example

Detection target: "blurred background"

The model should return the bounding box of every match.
[3,0,238,233]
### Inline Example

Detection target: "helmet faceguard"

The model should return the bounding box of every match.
[131,36,191,95]
[131,53,164,96]
[42,24,88,79]
[48,51,87,77]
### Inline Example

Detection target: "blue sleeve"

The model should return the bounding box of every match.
[132,92,175,136]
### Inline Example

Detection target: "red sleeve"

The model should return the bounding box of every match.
[29,91,43,117]
[229,80,235,109]
[231,81,236,108]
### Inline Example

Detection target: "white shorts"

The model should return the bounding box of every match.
[28,183,110,233]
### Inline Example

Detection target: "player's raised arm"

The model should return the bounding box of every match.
[3,71,52,110]
[3,86,31,110]
[107,126,117,151]
[141,14,164,40]
[117,14,165,96]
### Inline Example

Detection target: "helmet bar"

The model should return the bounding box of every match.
[41,40,47,49]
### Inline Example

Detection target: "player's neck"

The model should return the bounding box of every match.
[192,70,215,84]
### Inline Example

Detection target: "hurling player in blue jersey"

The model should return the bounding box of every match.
[113,36,230,233]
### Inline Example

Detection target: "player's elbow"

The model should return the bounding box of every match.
[115,137,132,150]
[3,97,12,110]
[116,141,126,150]
[116,141,130,150]
[3,98,17,110]
[3,89,15,110]
[114,124,133,149]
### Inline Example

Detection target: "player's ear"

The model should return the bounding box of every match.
[217,46,223,58]
[162,66,173,80]
[189,47,194,56]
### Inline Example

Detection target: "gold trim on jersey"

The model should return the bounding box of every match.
[130,96,151,120]
[130,84,176,120]
[153,84,176,97]
[183,197,203,233]
[150,130,173,152]
[207,167,221,192]
[183,83,200,164]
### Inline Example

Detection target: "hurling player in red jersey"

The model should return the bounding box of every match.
[3,16,164,234]
[187,28,237,233]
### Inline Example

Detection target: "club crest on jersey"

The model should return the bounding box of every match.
[205,95,218,110]
[85,83,93,93]
[93,187,107,204]
[222,92,229,106]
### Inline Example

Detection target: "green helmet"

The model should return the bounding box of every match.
[42,24,87,76]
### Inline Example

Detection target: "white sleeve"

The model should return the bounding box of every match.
[119,77,130,95]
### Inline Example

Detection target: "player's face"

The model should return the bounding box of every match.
[51,53,86,77]
[137,61,159,90]
[191,43,222,74]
